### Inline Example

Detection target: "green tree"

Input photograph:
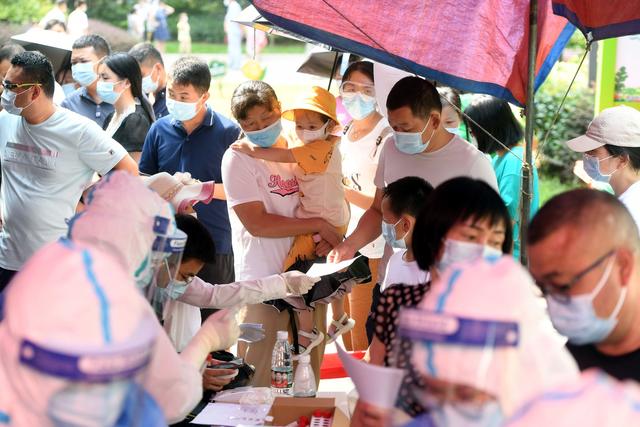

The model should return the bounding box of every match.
[0,0,49,24]
[615,66,629,93]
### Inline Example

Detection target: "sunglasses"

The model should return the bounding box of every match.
[2,81,41,91]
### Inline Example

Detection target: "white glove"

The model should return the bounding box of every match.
[180,309,240,367]
[280,271,320,295]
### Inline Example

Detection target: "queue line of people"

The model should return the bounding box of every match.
[0,28,640,427]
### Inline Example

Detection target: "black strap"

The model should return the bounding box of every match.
[287,306,300,354]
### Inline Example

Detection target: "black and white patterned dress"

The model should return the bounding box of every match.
[374,282,431,417]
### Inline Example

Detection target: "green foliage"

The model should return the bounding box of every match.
[167,13,225,43]
[86,0,131,29]
[0,0,49,24]
[615,66,628,93]
[535,61,594,183]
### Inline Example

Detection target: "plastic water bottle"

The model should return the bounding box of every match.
[271,330,293,395]
[293,354,316,398]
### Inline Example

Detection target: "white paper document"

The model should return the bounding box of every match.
[190,402,271,425]
[306,255,361,277]
[336,343,404,409]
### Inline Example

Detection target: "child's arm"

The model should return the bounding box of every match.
[231,141,296,163]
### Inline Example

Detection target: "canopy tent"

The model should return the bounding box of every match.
[552,0,640,41]
[250,0,574,107]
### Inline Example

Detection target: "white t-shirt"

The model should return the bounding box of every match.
[341,117,391,259]
[374,135,498,281]
[381,249,430,292]
[221,139,300,280]
[67,9,89,38]
[0,108,127,270]
[619,181,640,231]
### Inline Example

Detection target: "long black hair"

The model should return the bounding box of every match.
[412,177,513,271]
[102,52,154,124]
[464,95,523,154]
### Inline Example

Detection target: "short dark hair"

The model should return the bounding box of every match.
[175,214,216,264]
[170,56,210,94]
[0,43,25,63]
[528,188,638,246]
[464,95,523,154]
[604,144,640,172]
[383,176,433,217]
[44,19,67,32]
[11,51,55,98]
[412,177,513,270]
[129,42,164,67]
[386,76,442,118]
[75,0,87,7]
[342,60,374,82]
[437,86,462,119]
[72,34,111,58]
[231,80,279,121]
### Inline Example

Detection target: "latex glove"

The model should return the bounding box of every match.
[280,271,320,295]
[239,323,266,343]
[180,309,240,367]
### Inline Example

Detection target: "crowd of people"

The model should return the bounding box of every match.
[1,24,640,426]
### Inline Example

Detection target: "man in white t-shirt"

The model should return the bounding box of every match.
[67,1,89,39]
[0,51,138,290]
[329,76,497,279]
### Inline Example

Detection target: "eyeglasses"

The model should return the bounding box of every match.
[339,81,375,97]
[536,249,616,304]
[2,81,41,91]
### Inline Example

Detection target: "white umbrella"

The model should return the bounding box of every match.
[11,29,74,74]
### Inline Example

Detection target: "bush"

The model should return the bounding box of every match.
[167,13,225,44]
[0,22,31,45]
[535,59,594,183]
[0,0,49,24]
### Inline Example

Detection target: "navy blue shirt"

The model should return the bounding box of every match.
[153,88,169,120]
[60,87,114,128]
[140,107,240,255]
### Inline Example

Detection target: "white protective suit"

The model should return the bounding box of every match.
[505,369,640,426]
[66,171,236,423]
[0,241,162,426]
[407,256,581,419]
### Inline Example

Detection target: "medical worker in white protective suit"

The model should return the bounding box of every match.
[144,171,320,350]
[0,240,168,426]
[65,171,240,423]
[396,256,580,427]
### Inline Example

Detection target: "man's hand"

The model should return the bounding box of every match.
[327,239,357,263]
[317,221,342,248]
[231,141,257,157]
[202,365,238,392]
[315,239,333,257]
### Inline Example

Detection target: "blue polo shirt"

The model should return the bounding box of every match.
[153,88,169,119]
[140,107,240,255]
[60,87,114,128]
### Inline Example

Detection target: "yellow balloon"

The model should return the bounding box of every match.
[242,60,266,81]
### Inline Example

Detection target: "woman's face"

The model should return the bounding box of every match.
[585,146,625,176]
[445,216,506,251]
[441,105,461,130]
[340,70,375,96]
[97,64,128,94]
[238,103,281,132]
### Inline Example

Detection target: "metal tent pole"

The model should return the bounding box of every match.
[327,50,340,90]
[520,0,538,266]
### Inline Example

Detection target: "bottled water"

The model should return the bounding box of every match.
[271,330,293,395]
[293,354,317,398]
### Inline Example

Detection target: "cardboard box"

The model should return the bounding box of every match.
[267,396,349,427]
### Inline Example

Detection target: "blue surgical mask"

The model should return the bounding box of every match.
[546,257,626,345]
[381,218,407,249]
[96,81,124,105]
[142,73,158,94]
[48,381,130,427]
[71,62,97,87]
[162,279,189,300]
[245,119,283,148]
[296,120,331,143]
[395,118,434,155]
[61,83,77,98]
[1,88,35,116]
[583,153,618,183]
[342,92,377,120]
[445,127,460,136]
[431,401,503,427]
[437,239,502,273]
[167,97,202,122]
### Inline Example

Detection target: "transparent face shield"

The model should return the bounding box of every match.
[396,308,519,424]
[18,316,164,427]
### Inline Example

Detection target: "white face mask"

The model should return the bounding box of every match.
[142,73,158,94]
[296,120,330,143]
[437,239,502,273]
[1,87,35,116]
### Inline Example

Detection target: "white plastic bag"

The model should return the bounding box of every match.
[164,300,202,352]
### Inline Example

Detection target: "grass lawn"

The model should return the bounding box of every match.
[165,41,306,54]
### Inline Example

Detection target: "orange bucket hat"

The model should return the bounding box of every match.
[281,86,339,124]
